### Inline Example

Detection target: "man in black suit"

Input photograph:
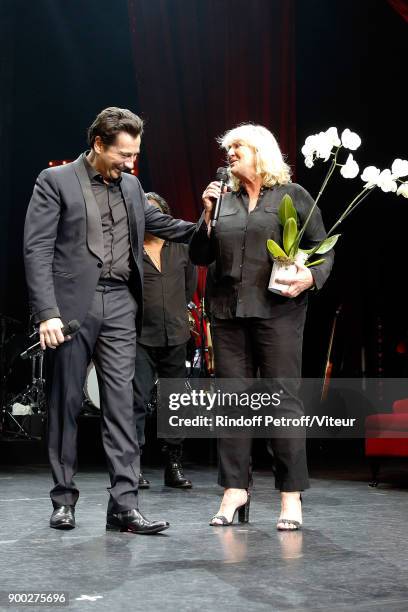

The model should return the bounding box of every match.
[24,107,195,534]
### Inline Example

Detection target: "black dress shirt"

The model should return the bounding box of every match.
[189,183,334,319]
[83,153,131,281]
[138,242,198,346]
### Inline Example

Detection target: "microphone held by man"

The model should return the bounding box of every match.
[20,319,80,359]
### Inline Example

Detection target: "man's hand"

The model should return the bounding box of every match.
[39,318,69,350]
[276,262,314,298]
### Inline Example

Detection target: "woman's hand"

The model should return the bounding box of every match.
[202,181,227,224]
[277,262,314,298]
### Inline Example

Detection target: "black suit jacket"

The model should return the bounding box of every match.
[24,155,195,332]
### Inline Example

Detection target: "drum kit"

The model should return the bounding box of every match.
[0,314,48,439]
[0,297,215,438]
[83,362,100,412]
[0,315,102,437]
[187,299,215,377]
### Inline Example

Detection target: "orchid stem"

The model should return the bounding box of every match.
[307,187,374,258]
[294,147,340,251]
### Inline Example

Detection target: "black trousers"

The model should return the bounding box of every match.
[133,342,187,448]
[47,284,140,512]
[212,306,310,492]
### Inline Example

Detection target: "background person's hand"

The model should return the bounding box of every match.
[39,318,69,350]
[277,262,314,298]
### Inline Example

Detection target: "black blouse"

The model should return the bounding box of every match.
[138,242,197,346]
[189,183,334,319]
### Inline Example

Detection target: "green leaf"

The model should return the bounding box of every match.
[305,258,326,267]
[283,218,298,256]
[267,239,287,259]
[314,234,341,254]
[278,194,298,227]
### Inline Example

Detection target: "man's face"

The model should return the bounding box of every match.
[93,131,141,180]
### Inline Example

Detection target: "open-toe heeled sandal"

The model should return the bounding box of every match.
[276,518,302,531]
[276,494,302,531]
[209,494,251,526]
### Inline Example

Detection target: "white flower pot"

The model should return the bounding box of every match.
[268,252,308,295]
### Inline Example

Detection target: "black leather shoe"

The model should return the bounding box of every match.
[50,505,75,530]
[163,444,193,488]
[106,509,169,534]
[138,472,150,489]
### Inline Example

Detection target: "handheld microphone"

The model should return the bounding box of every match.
[210,167,229,228]
[20,319,80,360]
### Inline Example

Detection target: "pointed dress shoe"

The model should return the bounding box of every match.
[50,505,75,530]
[106,508,169,534]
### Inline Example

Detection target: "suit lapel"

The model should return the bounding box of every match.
[121,175,139,258]
[73,155,104,262]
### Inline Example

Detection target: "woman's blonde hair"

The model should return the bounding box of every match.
[218,123,291,190]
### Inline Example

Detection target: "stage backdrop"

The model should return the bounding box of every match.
[128,0,296,220]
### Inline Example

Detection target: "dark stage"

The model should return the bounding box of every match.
[1,464,408,611]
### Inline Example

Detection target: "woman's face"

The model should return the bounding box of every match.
[227,141,257,180]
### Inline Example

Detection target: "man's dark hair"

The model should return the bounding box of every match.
[87,107,144,149]
[146,192,171,215]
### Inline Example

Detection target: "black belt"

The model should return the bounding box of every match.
[97,278,128,288]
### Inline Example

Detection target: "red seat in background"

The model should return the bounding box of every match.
[365,399,408,485]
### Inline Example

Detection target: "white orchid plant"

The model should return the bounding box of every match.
[267,127,408,267]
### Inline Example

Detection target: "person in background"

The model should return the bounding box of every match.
[134,192,197,489]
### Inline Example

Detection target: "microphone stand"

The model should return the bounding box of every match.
[198,298,208,378]
[2,350,46,440]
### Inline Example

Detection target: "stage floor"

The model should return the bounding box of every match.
[0,465,407,612]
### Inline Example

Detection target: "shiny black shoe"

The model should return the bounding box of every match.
[50,505,75,530]
[106,508,169,534]
[138,472,150,489]
[163,444,193,488]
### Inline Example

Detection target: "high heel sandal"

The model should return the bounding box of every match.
[276,494,302,531]
[209,492,251,526]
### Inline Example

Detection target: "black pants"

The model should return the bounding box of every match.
[133,342,187,448]
[47,284,140,512]
[212,306,310,492]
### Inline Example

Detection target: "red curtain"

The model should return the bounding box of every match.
[128,0,296,220]
[387,0,408,22]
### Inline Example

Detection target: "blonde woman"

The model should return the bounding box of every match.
[190,124,334,529]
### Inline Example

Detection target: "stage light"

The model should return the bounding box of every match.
[48,159,73,167]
